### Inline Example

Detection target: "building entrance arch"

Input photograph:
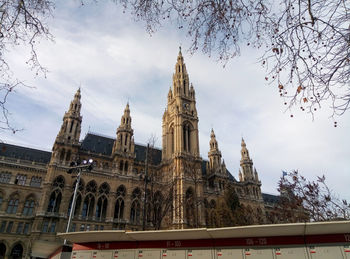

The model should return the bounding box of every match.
[0,243,6,259]
[10,243,23,259]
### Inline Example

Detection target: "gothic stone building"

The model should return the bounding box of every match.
[0,50,278,258]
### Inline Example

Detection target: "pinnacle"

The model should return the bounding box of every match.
[74,87,81,98]
[241,137,246,146]
[210,128,215,138]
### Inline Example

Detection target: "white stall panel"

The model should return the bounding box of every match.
[72,251,92,259]
[310,246,344,259]
[216,248,244,259]
[94,251,112,259]
[114,250,135,259]
[186,249,212,259]
[274,247,308,259]
[344,245,350,259]
[161,249,186,259]
[137,249,160,259]
[244,248,274,259]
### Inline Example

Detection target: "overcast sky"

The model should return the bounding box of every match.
[2,1,349,199]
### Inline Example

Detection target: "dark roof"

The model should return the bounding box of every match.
[0,143,51,164]
[134,144,162,165]
[262,193,280,204]
[80,133,162,165]
[227,169,235,181]
[80,133,114,155]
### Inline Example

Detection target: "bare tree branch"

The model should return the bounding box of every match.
[115,0,350,118]
[0,0,53,134]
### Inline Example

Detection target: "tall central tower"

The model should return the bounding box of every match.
[162,49,203,229]
[162,48,200,159]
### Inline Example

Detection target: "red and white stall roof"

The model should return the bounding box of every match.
[57,221,350,245]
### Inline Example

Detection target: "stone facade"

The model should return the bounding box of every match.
[0,50,277,258]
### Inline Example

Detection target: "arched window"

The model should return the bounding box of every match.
[114,185,126,220]
[81,194,95,219]
[130,200,141,224]
[185,188,195,227]
[72,179,84,192]
[67,194,82,217]
[170,126,174,153]
[66,150,71,162]
[183,123,192,152]
[116,185,126,197]
[119,161,124,171]
[6,197,19,214]
[53,176,65,189]
[69,121,74,133]
[130,188,141,224]
[47,190,62,213]
[98,182,110,195]
[86,181,97,193]
[59,149,65,161]
[132,188,141,200]
[114,198,124,220]
[0,243,6,259]
[124,161,128,172]
[95,196,108,220]
[209,200,216,209]
[10,243,23,259]
[23,198,35,216]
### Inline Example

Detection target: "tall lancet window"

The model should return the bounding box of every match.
[183,123,191,152]
[170,126,174,154]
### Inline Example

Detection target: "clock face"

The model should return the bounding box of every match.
[183,102,190,110]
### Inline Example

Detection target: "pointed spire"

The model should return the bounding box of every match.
[52,88,83,163]
[168,87,172,99]
[124,102,130,114]
[67,88,82,115]
[239,170,243,182]
[210,128,215,138]
[120,102,131,128]
[209,128,218,151]
[172,47,190,97]
[240,137,250,160]
[241,137,246,147]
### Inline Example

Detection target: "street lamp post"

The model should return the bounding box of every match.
[64,159,93,245]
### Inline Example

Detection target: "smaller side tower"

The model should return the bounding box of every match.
[240,138,255,181]
[50,88,82,165]
[239,138,262,200]
[206,129,228,191]
[112,103,135,174]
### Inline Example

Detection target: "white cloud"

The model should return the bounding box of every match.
[2,1,349,201]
